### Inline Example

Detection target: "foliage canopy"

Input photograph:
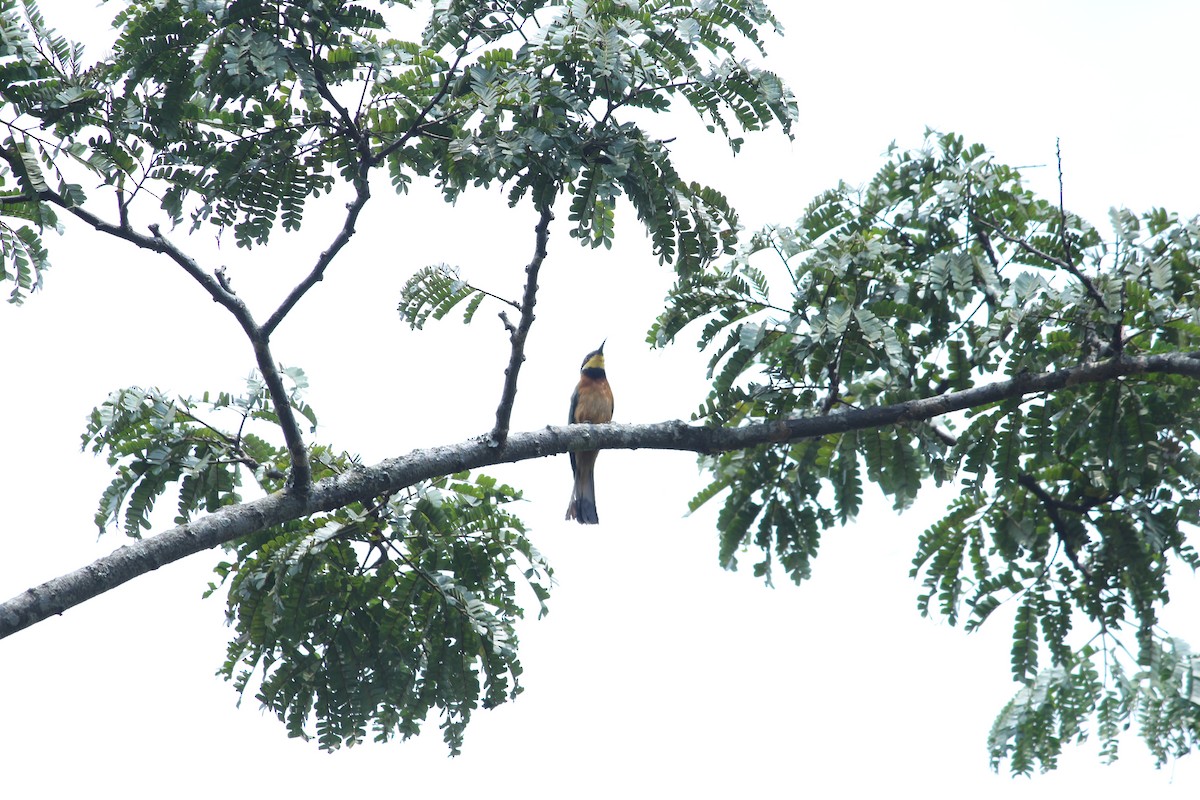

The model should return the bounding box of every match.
[657,131,1200,771]
[2,0,1198,776]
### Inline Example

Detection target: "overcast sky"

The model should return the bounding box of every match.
[2,2,1199,796]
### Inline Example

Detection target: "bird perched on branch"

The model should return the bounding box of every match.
[566,341,614,524]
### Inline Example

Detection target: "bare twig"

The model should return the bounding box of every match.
[214,265,235,294]
[490,206,553,445]
[1056,138,1072,268]
[470,282,522,311]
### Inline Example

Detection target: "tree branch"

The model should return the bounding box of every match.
[972,213,1110,312]
[23,180,314,492]
[490,205,553,445]
[5,350,1200,639]
[259,172,371,339]
[251,338,312,490]
[80,212,313,490]
[0,148,246,323]
[250,55,378,338]
[1017,472,1092,579]
[368,17,477,169]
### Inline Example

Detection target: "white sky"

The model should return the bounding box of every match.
[2,1,1199,796]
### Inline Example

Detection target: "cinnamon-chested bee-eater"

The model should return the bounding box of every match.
[566,341,614,524]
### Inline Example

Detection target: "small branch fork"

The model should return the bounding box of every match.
[490,205,553,446]
[970,213,1111,313]
[1017,472,1099,579]
[0,145,327,490]
[5,144,327,488]
[0,11,487,492]
[2,27,479,491]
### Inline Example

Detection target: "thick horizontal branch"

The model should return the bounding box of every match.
[4,350,1199,639]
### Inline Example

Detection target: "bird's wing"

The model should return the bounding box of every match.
[568,383,580,473]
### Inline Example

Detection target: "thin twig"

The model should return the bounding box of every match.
[469,282,521,310]
[1056,137,1072,268]
[490,205,553,445]
[370,14,479,168]
[173,406,288,481]
[972,213,1110,312]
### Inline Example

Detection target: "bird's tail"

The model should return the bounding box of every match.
[566,455,599,524]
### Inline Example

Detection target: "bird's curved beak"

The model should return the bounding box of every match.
[598,339,606,353]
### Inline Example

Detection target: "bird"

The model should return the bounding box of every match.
[566,340,614,524]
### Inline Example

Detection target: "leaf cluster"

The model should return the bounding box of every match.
[212,468,551,753]
[80,369,316,536]
[397,262,494,329]
[0,0,91,301]
[80,360,548,754]
[657,130,1200,771]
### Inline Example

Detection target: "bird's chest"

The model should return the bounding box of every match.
[573,377,614,423]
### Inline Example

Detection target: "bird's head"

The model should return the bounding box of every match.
[580,340,606,372]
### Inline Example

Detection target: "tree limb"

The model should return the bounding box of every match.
[490,206,553,445]
[250,338,312,490]
[259,171,371,339]
[5,350,1200,640]
[255,57,378,340]
[28,182,314,491]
